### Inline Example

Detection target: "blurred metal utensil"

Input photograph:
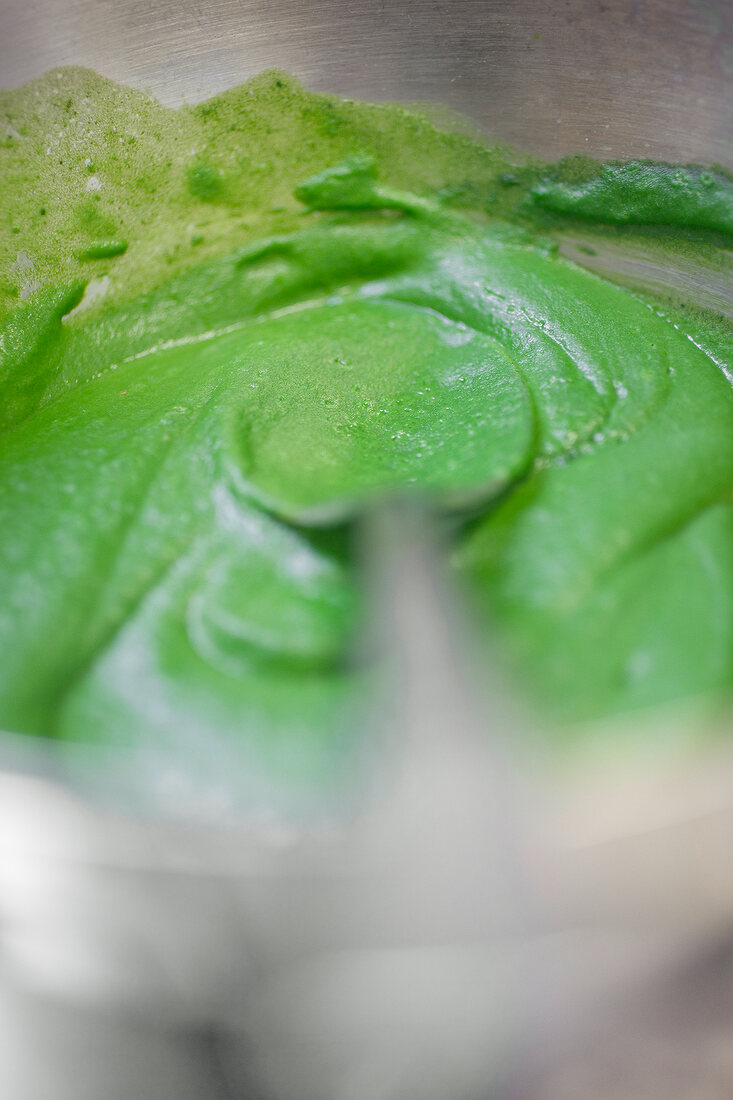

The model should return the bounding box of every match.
[0,501,531,1100]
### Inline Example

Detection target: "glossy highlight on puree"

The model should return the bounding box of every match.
[1,68,732,808]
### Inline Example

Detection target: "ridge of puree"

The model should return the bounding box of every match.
[1,68,732,811]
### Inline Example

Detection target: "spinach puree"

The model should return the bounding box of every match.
[1,68,732,805]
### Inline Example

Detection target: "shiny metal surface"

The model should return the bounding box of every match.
[1,3,733,1097]
[1,0,732,167]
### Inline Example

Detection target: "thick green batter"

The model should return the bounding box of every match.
[1,68,732,809]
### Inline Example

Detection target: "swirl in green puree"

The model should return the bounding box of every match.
[1,68,732,797]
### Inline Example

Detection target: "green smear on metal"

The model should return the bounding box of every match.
[530,159,733,235]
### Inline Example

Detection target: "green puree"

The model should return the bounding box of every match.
[1,68,732,806]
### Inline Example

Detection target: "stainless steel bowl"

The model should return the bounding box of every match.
[1,4,732,1098]
[2,0,732,168]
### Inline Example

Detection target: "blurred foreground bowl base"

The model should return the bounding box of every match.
[1,512,732,1099]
